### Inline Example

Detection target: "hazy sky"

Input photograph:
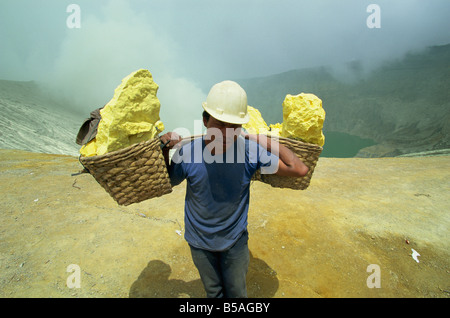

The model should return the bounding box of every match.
[1,0,449,131]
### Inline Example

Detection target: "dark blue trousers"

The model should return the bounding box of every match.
[189,231,249,298]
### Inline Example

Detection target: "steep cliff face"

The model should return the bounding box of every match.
[0,80,84,156]
[238,44,450,157]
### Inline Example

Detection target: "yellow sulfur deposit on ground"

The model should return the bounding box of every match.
[243,106,270,134]
[80,69,164,157]
[281,93,325,146]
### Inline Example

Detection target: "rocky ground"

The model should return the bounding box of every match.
[0,149,449,298]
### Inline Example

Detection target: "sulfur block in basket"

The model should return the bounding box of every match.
[281,93,325,146]
[242,96,324,190]
[80,69,164,157]
[243,106,270,134]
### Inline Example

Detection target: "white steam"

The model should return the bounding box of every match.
[40,0,205,133]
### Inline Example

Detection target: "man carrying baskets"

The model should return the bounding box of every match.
[160,80,308,298]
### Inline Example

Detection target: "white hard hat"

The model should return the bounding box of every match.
[202,80,250,125]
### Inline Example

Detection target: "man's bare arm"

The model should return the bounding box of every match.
[244,133,309,177]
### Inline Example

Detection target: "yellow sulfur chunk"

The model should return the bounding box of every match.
[281,93,325,146]
[268,123,282,137]
[81,69,164,157]
[79,138,98,157]
[243,106,270,134]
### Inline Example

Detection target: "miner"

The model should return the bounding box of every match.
[160,80,308,298]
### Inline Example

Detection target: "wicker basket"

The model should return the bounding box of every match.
[79,134,321,206]
[255,135,323,190]
[79,138,172,206]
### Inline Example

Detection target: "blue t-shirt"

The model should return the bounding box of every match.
[169,135,278,251]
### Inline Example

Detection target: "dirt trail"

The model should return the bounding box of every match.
[0,149,449,298]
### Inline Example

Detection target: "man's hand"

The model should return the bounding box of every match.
[160,132,182,169]
[160,132,182,149]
